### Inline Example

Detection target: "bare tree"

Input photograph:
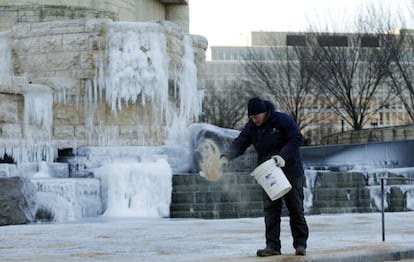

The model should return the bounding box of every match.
[201,80,249,129]
[242,38,321,131]
[388,29,414,122]
[308,31,395,130]
[308,2,409,130]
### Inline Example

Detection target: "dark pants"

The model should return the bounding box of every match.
[262,175,309,252]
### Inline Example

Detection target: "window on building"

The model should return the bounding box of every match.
[318,35,348,47]
[287,35,306,46]
[361,36,379,47]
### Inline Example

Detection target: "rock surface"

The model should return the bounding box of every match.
[0,177,37,226]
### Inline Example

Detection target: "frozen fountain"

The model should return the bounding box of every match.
[0,17,208,224]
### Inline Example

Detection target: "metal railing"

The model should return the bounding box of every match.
[380,176,414,241]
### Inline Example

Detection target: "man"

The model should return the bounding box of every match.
[221,97,309,256]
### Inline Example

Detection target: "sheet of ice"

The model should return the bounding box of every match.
[303,169,317,211]
[100,22,169,112]
[354,167,414,185]
[1,212,413,262]
[32,161,52,178]
[75,145,192,173]
[368,185,390,210]
[32,178,102,221]
[36,192,76,221]
[406,189,414,210]
[0,31,11,76]
[93,158,172,218]
[23,84,53,134]
[14,83,56,163]
[177,35,202,121]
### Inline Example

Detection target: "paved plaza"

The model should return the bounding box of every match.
[1,212,414,261]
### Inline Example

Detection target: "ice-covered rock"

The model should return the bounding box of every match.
[0,177,37,226]
[189,123,257,172]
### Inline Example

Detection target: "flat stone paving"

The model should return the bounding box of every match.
[0,212,414,262]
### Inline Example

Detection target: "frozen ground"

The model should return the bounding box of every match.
[1,212,414,262]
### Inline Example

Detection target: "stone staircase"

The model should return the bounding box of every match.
[170,172,264,218]
[170,170,414,219]
[307,171,377,214]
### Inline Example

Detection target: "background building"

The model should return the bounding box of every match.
[206,31,412,144]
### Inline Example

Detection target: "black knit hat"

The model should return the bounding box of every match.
[247,98,267,115]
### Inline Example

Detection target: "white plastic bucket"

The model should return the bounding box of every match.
[251,159,292,200]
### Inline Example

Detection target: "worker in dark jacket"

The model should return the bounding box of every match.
[221,97,309,257]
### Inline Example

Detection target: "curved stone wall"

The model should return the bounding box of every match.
[0,1,189,32]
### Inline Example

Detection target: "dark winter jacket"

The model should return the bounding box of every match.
[223,100,304,178]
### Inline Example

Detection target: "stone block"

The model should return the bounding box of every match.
[0,164,17,177]
[0,94,18,123]
[171,191,195,204]
[53,125,75,139]
[315,171,365,188]
[33,178,102,221]
[17,163,38,177]
[47,52,81,71]
[46,162,70,178]
[62,34,91,52]
[388,187,406,212]
[0,177,37,226]
[39,35,63,53]
[386,173,410,185]
[0,124,22,138]
[170,173,265,218]
[20,54,47,74]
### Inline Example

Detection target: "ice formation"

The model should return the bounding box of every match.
[98,22,169,113]
[303,169,317,211]
[177,35,203,121]
[0,20,205,220]
[0,31,11,76]
[33,178,102,221]
[94,159,172,218]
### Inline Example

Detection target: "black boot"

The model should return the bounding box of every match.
[256,247,281,257]
[295,245,306,256]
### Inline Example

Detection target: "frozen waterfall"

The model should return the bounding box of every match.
[0,20,205,221]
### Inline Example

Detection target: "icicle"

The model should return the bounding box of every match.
[178,35,202,121]
[101,22,169,113]
[23,84,53,136]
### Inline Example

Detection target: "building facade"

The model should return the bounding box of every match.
[206,31,412,144]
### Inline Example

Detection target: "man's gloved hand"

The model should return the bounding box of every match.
[220,155,229,169]
[272,155,285,167]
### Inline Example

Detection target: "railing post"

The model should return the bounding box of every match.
[381,177,385,242]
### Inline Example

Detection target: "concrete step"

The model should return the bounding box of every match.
[312,187,371,201]
[170,172,414,219]
[308,206,378,214]
[170,173,264,218]
[314,171,366,188]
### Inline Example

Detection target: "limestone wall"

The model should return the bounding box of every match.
[0,18,207,162]
[0,0,189,32]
